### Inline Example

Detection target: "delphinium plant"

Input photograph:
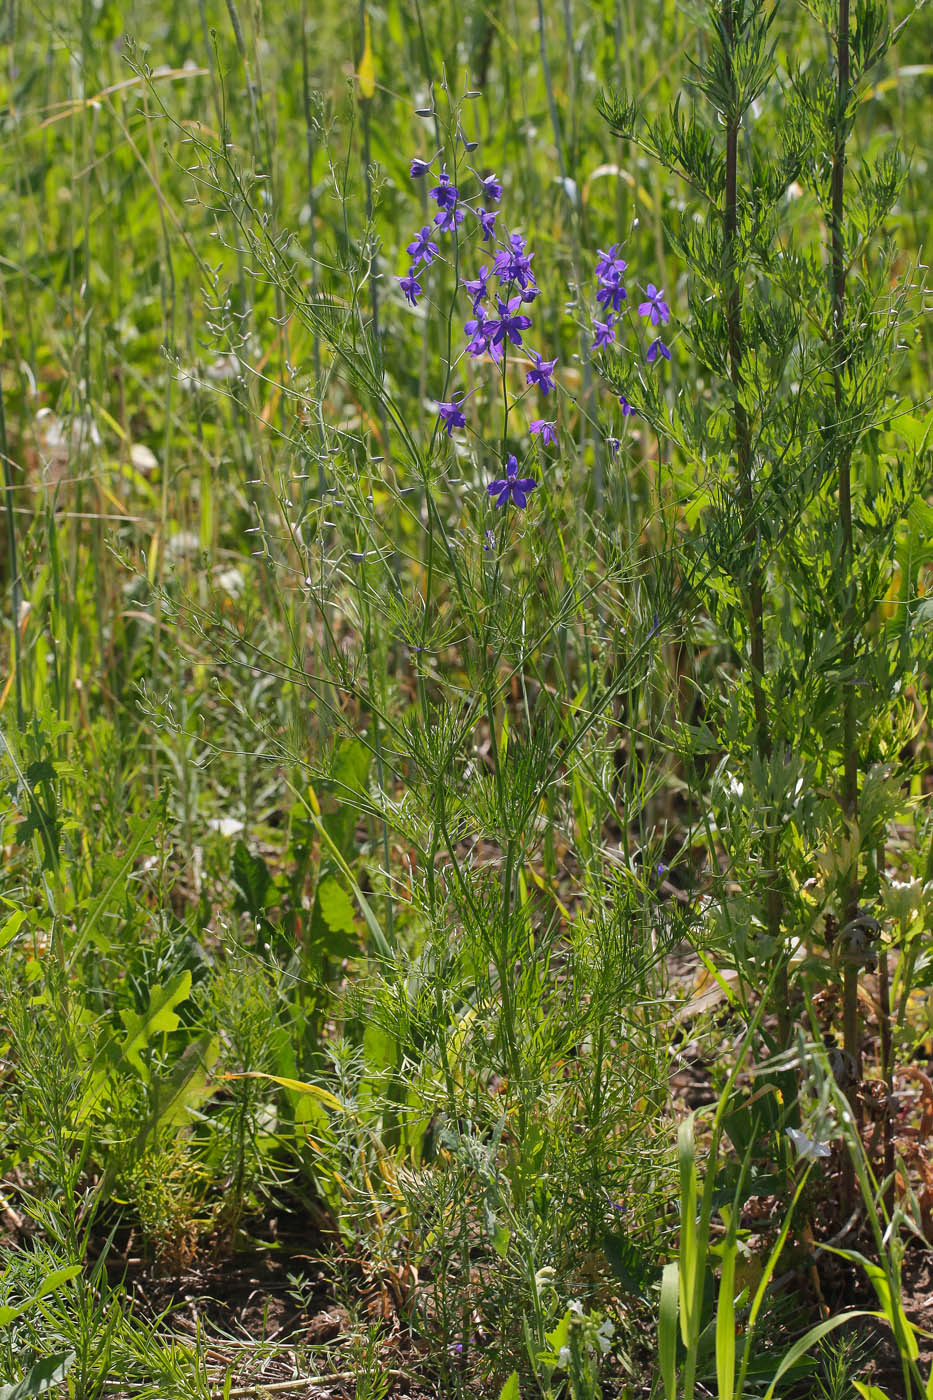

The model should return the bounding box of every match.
[132,66,693,1387]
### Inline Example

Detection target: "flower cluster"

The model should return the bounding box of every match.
[401,132,675,518]
[399,156,505,308]
[402,143,563,512]
[589,248,671,364]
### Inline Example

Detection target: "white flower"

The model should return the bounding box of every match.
[786,1127,831,1160]
[557,1346,571,1368]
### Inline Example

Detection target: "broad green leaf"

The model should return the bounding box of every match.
[0,909,28,951]
[716,1241,736,1400]
[134,1032,219,1155]
[0,1352,74,1400]
[545,1310,570,1353]
[322,738,372,858]
[498,1372,520,1400]
[317,876,356,934]
[677,1114,698,1347]
[232,841,272,919]
[117,969,192,1079]
[659,1261,679,1400]
[0,1267,81,1326]
[853,1384,891,1400]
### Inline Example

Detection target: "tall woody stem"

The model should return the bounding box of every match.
[830,0,861,1084]
[720,0,787,1040]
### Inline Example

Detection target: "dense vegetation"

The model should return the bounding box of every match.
[1,1,931,1396]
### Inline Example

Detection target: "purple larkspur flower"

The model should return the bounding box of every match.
[526,352,557,393]
[477,171,503,203]
[529,419,557,446]
[638,284,670,326]
[595,244,627,280]
[463,267,491,306]
[437,395,467,436]
[429,170,458,208]
[482,528,496,551]
[476,208,498,241]
[647,337,671,363]
[489,297,532,348]
[493,238,535,289]
[596,270,627,313]
[434,203,467,232]
[487,455,537,509]
[591,316,616,350]
[607,436,621,457]
[398,270,422,306]
[519,281,540,303]
[410,157,434,178]
[464,307,502,360]
[406,226,440,266]
[619,394,635,416]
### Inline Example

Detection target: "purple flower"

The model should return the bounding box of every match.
[646,337,671,363]
[519,281,540,303]
[477,172,503,202]
[619,394,635,416]
[529,419,557,446]
[595,245,627,280]
[429,170,458,208]
[596,271,627,313]
[406,226,440,266]
[463,267,491,306]
[591,317,616,350]
[482,528,496,551]
[464,307,502,361]
[410,157,434,178]
[476,208,498,241]
[638,284,670,326]
[398,270,422,306]
[487,455,537,509]
[526,352,557,393]
[434,204,467,232]
[437,395,467,436]
[489,297,532,348]
[607,436,621,457]
[493,239,535,289]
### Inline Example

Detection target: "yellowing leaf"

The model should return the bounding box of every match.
[224,1071,343,1112]
[358,13,375,100]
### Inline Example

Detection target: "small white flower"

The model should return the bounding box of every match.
[569,1298,584,1315]
[786,1127,831,1160]
[557,1346,571,1368]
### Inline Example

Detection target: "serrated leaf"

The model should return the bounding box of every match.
[498,1372,520,1400]
[232,841,272,918]
[118,970,192,1080]
[134,1032,219,1155]
[318,876,356,934]
[321,738,372,858]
